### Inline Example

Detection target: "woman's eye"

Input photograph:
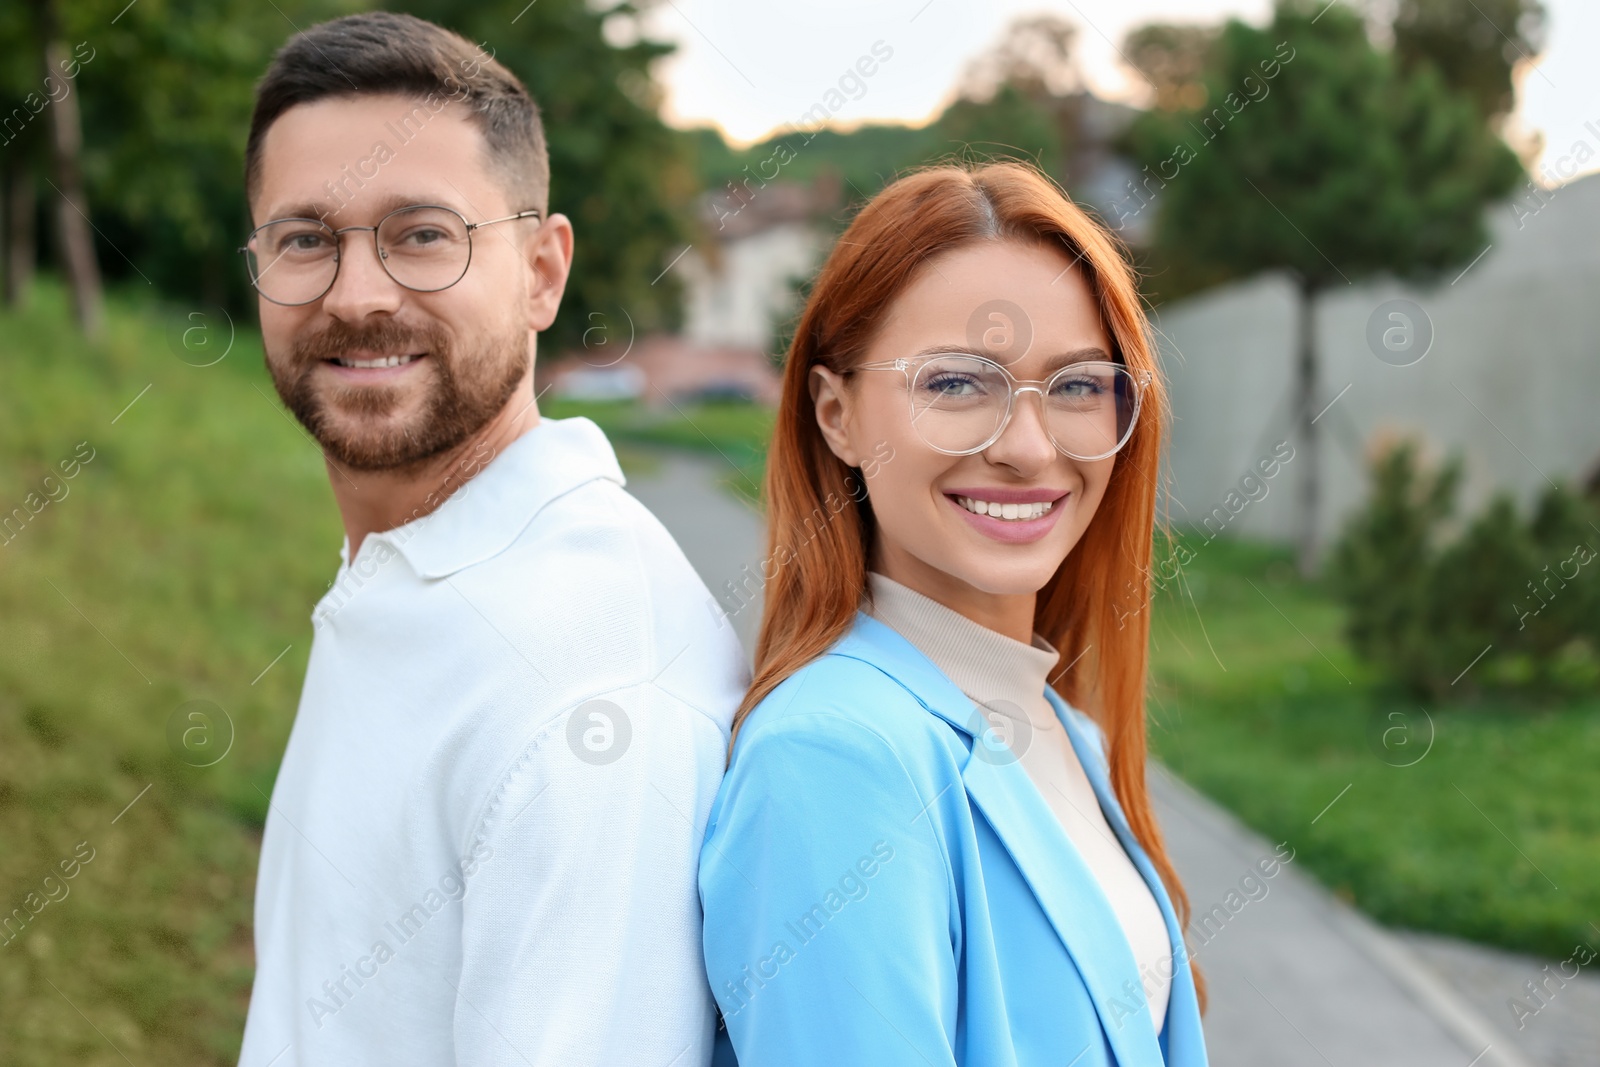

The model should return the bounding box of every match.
[926,375,978,395]
[1055,376,1104,397]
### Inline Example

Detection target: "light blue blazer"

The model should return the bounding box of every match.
[699,610,1208,1067]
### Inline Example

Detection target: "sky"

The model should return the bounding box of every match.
[635,0,1599,187]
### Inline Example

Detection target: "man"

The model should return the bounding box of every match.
[236,12,749,1066]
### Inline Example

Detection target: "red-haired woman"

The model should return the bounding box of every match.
[698,161,1208,1067]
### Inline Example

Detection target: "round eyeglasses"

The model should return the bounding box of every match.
[851,352,1152,461]
[239,203,542,306]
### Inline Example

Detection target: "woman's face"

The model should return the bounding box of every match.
[811,239,1120,636]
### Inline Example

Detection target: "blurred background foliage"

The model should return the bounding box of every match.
[1122,0,1528,303]
[0,0,698,352]
[1,0,1547,339]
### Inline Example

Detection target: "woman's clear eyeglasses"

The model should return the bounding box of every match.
[850,352,1152,461]
[239,204,542,306]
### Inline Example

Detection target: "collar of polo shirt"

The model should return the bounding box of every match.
[339,416,626,580]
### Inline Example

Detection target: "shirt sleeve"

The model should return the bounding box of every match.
[452,682,727,1066]
[699,711,959,1067]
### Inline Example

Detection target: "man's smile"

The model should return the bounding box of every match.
[322,351,429,376]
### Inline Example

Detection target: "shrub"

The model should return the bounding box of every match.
[1330,440,1600,699]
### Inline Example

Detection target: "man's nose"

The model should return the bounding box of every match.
[321,228,405,320]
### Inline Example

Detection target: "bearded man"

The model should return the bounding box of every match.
[235,13,748,1066]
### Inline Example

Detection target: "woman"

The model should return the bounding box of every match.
[698,160,1208,1067]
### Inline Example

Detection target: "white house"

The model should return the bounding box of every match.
[679,178,836,351]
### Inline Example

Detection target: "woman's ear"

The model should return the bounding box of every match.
[809,364,861,467]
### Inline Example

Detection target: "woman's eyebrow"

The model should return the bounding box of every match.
[910,342,1114,367]
[1040,346,1114,368]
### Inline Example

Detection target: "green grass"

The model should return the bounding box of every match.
[1146,533,1600,958]
[0,283,339,1064]
[2,284,1594,1063]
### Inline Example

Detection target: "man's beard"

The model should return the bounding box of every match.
[268,315,528,472]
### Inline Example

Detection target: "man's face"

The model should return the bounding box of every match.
[251,93,547,472]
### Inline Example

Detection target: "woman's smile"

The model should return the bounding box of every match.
[944,489,1070,544]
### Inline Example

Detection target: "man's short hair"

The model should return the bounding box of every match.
[244,11,548,216]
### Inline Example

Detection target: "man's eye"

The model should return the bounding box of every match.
[398,227,449,247]
[279,231,331,253]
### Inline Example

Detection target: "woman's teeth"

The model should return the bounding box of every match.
[334,353,420,369]
[955,496,1055,521]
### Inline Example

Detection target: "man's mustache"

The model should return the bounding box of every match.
[291,319,452,366]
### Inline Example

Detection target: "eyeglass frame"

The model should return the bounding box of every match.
[847,350,1153,461]
[238,203,544,307]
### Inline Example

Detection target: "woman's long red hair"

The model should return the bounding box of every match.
[732,160,1202,1010]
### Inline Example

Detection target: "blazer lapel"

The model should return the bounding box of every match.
[830,613,1169,1067]
[960,742,1167,1067]
[1049,689,1207,1066]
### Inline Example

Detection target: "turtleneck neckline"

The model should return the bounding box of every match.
[862,571,1175,1037]
[864,571,1062,730]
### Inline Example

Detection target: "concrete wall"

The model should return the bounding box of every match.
[1151,172,1600,547]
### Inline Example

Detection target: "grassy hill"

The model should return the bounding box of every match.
[1,283,338,1064]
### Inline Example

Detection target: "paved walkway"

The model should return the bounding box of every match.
[622,446,1594,1067]
[1150,766,1549,1067]
[622,449,766,658]
[1395,929,1600,1067]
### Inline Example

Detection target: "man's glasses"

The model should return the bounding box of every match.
[240,203,542,306]
[850,352,1152,461]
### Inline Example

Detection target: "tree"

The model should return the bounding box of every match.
[688,15,1087,213]
[401,0,696,353]
[957,14,1082,103]
[35,0,102,335]
[1393,0,1547,123]
[936,82,1066,179]
[0,0,691,353]
[0,0,38,307]
[0,0,362,318]
[1122,22,1219,112]
[948,14,1078,181]
[1126,0,1525,576]
[11,0,103,334]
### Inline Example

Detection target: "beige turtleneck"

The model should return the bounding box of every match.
[864,571,1172,1031]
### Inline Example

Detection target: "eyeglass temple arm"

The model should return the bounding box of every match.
[467,208,543,231]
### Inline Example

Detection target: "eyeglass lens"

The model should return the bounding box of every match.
[907,355,1140,460]
[245,206,472,304]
